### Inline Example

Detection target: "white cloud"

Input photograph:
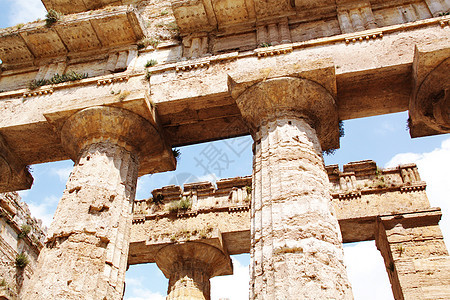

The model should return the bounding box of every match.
[344,241,394,300]
[51,166,73,183]
[7,0,46,26]
[28,195,59,227]
[211,257,249,300]
[385,137,450,244]
[124,276,165,300]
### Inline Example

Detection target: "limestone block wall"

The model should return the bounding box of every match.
[130,176,251,265]
[0,192,46,299]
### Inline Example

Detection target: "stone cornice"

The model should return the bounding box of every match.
[0,6,145,70]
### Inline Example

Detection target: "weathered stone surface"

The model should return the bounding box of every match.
[155,242,232,300]
[0,192,46,299]
[228,75,352,299]
[22,107,168,300]
[0,0,449,299]
[0,135,33,193]
[249,118,352,299]
[376,210,450,300]
[410,43,450,137]
[0,6,145,70]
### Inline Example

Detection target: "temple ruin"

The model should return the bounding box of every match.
[0,0,449,299]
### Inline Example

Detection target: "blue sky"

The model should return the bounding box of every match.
[1,2,449,299]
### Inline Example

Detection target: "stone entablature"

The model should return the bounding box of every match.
[0,192,46,299]
[1,14,448,175]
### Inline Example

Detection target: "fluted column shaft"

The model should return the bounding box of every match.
[167,259,211,300]
[24,142,138,300]
[249,117,352,299]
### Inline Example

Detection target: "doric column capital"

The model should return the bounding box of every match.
[45,105,175,175]
[410,46,450,138]
[229,76,339,150]
[60,106,163,159]
[156,242,232,279]
[155,242,232,300]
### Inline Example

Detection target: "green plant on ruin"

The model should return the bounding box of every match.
[172,148,181,161]
[15,252,29,269]
[375,167,382,177]
[18,224,31,239]
[28,71,88,90]
[145,59,158,68]
[260,42,271,47]
[31,235,40,245]
[179,196,192,211]
[338,120,345,138]
[137,37,160,50]
[116,90,130,101]
[160,9,169,16]
[45,9,61,27]
[144,69,152,82]
[152,193,164,205]
[323,148,336,156]
[28,79,48,90]
[168,196,192,213]
[16,23,24,30]
[245,185,252,194]
[406,117,412,131]
[164,21,179,32]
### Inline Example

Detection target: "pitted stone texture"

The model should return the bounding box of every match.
[155,242,233,300]
[22,107,156,300]
[249,117,352,299]
[376,210,450,300]
[0,134,33,193]
[23,142,138,300]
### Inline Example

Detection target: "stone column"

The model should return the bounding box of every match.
[155,242,233,300]
[376,209,450,300]
[23,106,169,300]
[230,77,352,299]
